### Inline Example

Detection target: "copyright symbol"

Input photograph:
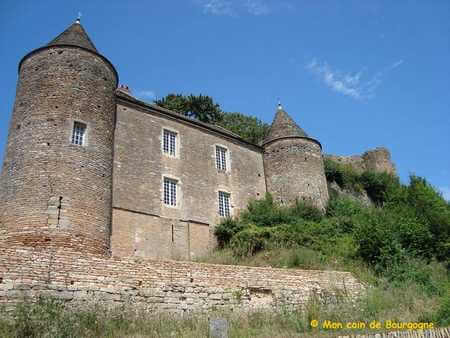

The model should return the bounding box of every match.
[311,319,318,328]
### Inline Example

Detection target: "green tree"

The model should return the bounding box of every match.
[155,94,270,144]
[217,112,270,144]
[405,176,450,261]
[155,93,222,124]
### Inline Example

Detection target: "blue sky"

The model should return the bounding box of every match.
[0,0,449,199]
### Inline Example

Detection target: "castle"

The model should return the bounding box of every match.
[0,20,394,261]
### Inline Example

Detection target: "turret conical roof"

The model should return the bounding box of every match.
[263,105,308,144]
[47,20,98,52]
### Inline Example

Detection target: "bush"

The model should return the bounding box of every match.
[240,193,294,227]
[229,224,271,256]
[360,171,400,206]
[214,218,245,248]
[289,199,324,222]
[326,197,365,233]
[324,158,363,192]
[435,292,450,326]
[406,176,450,261]
[353,207,436,272]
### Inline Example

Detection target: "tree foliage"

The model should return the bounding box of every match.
[217,112,270,145]
[154,94,269,144]
[154,93,222,124]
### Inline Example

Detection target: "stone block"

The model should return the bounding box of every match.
[209,318,228,338]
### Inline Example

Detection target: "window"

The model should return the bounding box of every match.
[71,121,86,146]
[218,191,231,217]
[163,129,177,156]
[163,177,177,206]
[216,146,227,171]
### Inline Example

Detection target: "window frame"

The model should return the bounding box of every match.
[71,121,87,146]
[162,128,179,158]
[218,191,231,217]
[163,177,178,207]
[215,145,228,172]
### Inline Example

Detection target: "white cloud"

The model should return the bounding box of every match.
[389,59,404,70]
[196,0,274,16]
[439,186,450,201]
[245,0,270,16]
[136,90,156,99]
[306,58,404,101]
[198,0,235,16]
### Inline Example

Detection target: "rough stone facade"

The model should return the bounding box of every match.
[0,31,117,255]
[324,147,396,175]
[0,246,364,313]
[264,137,329,210]
[0,21,395,261]
[110,94,266,260]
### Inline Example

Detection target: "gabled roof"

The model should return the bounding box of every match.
[47,21,98,52]
[263,106,308,145]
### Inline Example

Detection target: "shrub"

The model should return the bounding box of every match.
[353,207,407,271]
[435,291,450,326]
[289,199,324,222]
[360,171,400,206]
[326,197,366,233]
[214,218,245,248]
[230,224,271,256]
[406,176,450,261]
[324,158,363,192]
[324,158,344,186]
[240,193,294,227]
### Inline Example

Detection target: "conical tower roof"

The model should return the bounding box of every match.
[263,104,308,145]
[47,20,98,52]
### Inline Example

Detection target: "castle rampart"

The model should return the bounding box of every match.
[0,246,364,313]
[324,147,396,175]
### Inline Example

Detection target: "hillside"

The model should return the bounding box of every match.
[198,159,450,334]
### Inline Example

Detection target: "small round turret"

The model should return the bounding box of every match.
[262,104,329,210]
[0,20,118,255]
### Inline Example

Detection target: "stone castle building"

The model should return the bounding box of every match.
[0,20,394,261]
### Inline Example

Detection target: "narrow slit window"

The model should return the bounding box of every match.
[163,129,177,156]
[218,191,230,217]
[216,146,227,171]
[71,122,87,146]
[163,177,177,206]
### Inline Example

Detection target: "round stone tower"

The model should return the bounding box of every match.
[262,104,329,210]
[0,19,118,255]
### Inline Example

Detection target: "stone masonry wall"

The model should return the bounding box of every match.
[325,147,396,175]
[0,45,117,255]
[263,138,329,210]
[111,97,266,260]
[0,246,364,313]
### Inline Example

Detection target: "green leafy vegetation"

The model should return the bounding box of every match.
[154,93,222,124]
[154,94,269,144]
[216,112,270,145]
[209,167,450,328]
